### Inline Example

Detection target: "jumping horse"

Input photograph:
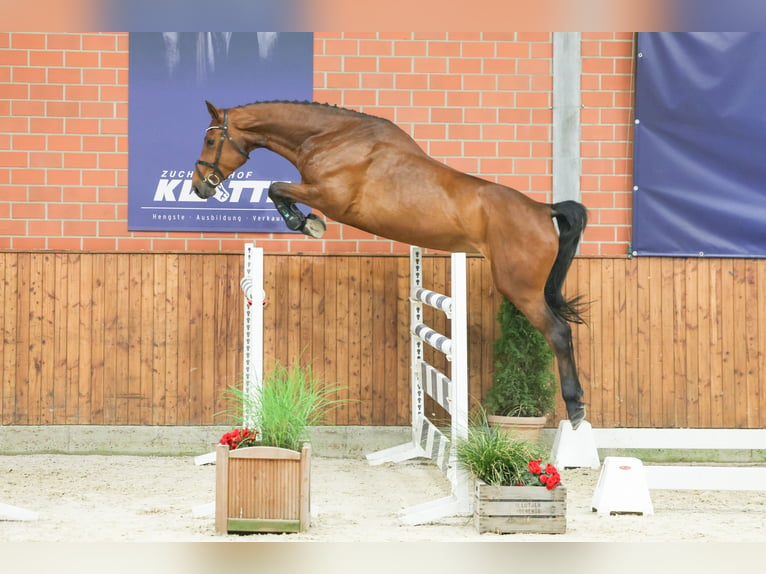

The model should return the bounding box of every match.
[192,101,588,428]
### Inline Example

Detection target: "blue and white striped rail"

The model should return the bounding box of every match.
[413,287,453,317]
[413,323,453,358]
[366,246,470,525]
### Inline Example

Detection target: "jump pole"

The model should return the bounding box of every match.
[367,246,471,524]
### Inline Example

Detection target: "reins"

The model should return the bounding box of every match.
[195,108,250,188]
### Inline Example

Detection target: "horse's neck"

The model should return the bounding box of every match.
[236,103,340,163]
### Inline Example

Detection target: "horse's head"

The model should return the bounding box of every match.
[192,101,251,199]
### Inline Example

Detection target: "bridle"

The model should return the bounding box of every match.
[195,108,250,188]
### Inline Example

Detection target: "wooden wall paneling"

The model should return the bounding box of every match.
[0,254,12,425]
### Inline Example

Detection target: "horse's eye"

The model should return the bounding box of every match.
[206,139,215,146]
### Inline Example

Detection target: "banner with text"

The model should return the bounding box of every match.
[128,32,313,232]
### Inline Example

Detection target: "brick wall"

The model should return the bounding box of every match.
[1,32,634,255]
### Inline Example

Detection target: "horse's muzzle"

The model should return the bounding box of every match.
[192,182,216,199]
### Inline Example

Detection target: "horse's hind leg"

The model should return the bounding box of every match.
[513,297,586,428]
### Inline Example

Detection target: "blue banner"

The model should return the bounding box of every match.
[128,32,313,232]
[632,33,766,257]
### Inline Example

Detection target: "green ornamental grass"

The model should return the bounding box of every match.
[457,417,547,486]
[223,359,346,452]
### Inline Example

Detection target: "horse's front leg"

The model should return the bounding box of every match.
[268,182,326,238]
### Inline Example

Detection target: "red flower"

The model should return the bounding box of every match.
[219,427,260,449]
[528,459,542,474]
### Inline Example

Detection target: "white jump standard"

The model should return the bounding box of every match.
[367,246,471,524]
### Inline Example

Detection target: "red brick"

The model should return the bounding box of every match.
[393,41,427,57]
[30,84,64,101]
[82,237,117,250]
[65,85,99,100]
[2,83,28,99]
[82,33,117,51]
[412,90,444,107]
[47,237,82,250]
[82,170,115,186]
[10,101,43,118]
[428,42,461,57]
[83,68,116,85]
[12,169,45,185]
[30,50,64,66]
[28,220,62,236]
[99,85,128,101]
[47,34,81,50]
[65,51,99,67]
[101,118,127,134]
[28,186,61,201]
[47,101,80,117]
[47,135,82,151]
[448,58,482,74]
[48,203,81,219]
[13,202,46,218]
[83,204,116,220]
[65,118,99,134]
[13,237,47,249]
[47,170,81,185]
[29,152,62,168]
[64,221,98,236]
[359,40,392,56]
[11,33,45,49]
[0,151,28,167]
[361,73,394,89]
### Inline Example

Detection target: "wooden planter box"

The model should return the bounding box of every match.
[474,480,566,534]
[215,443,310,534]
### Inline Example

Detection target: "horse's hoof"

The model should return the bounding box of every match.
[303,214,326,238]
[569,405,586,430]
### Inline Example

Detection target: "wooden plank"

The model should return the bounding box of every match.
[164,253,179,426]
[611,258,627,425]
[359,257,374,424]
[732,259,749,427]
[65,253,81,424]
[600,258,615,426]
[26,253,43,424]
[648,257,663,427]
[671,258,688,427]
[175,254,192,425]
[635,258,651,426]
[623,258,639,426]
[759,261,766,428]
[102,253,118,424]
[152,254,167,425]
[14,253,30,424]
[700,259,716,427]
[51,254,68,424]
[719,259,734,427]
[371,257,386,425]
[199,255,216,423]
[90,254,105,424]
[0,254,9,424]
[78,253,93,425]
[39,254,55,425]
[660,257,675,426]
[396,256,411,425]
[333,255,350,425]
[744,261,760,428]
[321,256,338,425]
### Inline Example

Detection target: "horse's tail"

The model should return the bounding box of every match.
[545,200,588,324]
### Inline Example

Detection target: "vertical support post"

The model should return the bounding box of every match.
[410,245,424,444]
[242,244,264,429]
[449,252,470,509]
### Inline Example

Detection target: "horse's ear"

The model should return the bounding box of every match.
[205,101,221,121]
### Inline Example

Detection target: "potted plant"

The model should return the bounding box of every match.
[457,418,566,534]
[215,359,344,534]
[483,298,557,442]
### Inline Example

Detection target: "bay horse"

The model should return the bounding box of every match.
[191,100,588,428]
